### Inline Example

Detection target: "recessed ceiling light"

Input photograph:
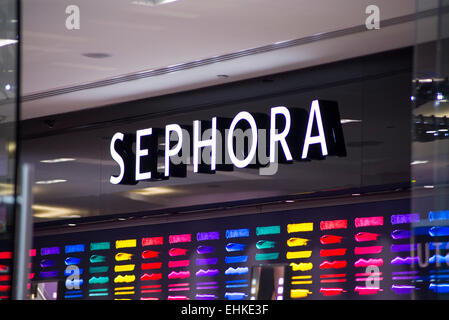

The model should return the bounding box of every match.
[82,53,112,59]
[40,158,76,164]
[217,74,229,78]
[410,160,428,166]
[132,0,179,6]
[285,200,295,203]
[4,84,11,91]
[68,223,77,227]
[35,179,67,185]
[340,119,362,124]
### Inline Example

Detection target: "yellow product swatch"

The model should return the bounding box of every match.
[292,275,312,280]
[114,291,135,296]
[290,262,313,271]
[114,286,135,291]
[290,289,312,299]
[115,239,137,249]
[286,251,312,259]
[115,252,133,261]
[287,238,310,247]
[287,223,313,233]
[291,280,313,285]
[114,274,136,283]
[114,264,135,272]
[114,298,131,300]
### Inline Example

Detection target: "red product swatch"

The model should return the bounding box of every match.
[141,285,161,289]
[354,232,380,242]
[320,248,347,257]
[320,278,347,283]
[168,260,190,268]
[29,249,36,257]
[141,262,163,270]
[142,237,164,246]
[0,285,10,292]
[319,260,347,269]
[354,286,383,295]
[320,288,346,296]
[0,252,12,259]
[0,275,11,281]
[141,289,162,293]
[354,246,383,255]
[320,235,343,245]
[354,216,384,228]
[320,220,347,230]
[353,258,383,267]
[169,234,191,244]
[169,248,189,257]
[141,250,160,259]
[140,273,162,281]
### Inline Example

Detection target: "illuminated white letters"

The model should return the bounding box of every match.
[110,132,125,185]
[227,111,258,168]
[270,106,292,163]
[193,118,217,173]
[165,124,183,177]
[301,100,328,159]
[109,99,346,184]
[135,128,153,181]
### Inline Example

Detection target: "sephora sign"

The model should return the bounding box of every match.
[109,100,347,185]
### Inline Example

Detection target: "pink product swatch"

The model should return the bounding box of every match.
[169,248,188,257]
[168,260,190,268]
[168,296,189,300]
[354,286,383,295]
[169,234,191,244]
[354,258,384,267]
[140,297,159,300]
[354,246,383,255]
[354,232,380,242]
[168,271,190,279]
[354,216,384,228]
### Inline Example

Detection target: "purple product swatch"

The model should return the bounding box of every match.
[391,230,411,240]
[390,244,417,252]
[197,232,220,241]
[196,258,218,266]
[391,285,416,295]
[41,247,60,256]
[196,269,219,277]
[391,256,419,265]
[196,246,215,254]
[196,294,217,300]
[391,214,420,225]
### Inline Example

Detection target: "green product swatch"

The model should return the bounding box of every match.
[89,266,109,273]
[255,252,280,261]
[256,240,276,249]
[90,242,110,251]
[256,226,281,236]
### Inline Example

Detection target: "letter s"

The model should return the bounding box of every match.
[110,132,125,185]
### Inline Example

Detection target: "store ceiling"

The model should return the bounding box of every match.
[21,0,416,119]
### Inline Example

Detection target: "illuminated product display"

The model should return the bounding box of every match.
[25,199,449,300]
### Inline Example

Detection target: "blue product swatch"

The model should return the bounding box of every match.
[226,229,250,239]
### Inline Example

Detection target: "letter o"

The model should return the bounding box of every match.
[227,111,258,168]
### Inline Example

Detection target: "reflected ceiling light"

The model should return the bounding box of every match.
[0,183,14,196]
[410,160,429,165]
[132,0,178,6]
[35,179,67,185]
[424,185,435,189]
[40,158,76,164]
[33,204,84,219]
[437,93,444,101]
[129,186,176,196]
[4,84,11,91]
[340,119,362,124]
[0,39,17,48]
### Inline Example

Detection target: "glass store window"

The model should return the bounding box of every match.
[3,0,449,303]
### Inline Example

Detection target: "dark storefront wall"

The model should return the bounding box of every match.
[22,48,412,224]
